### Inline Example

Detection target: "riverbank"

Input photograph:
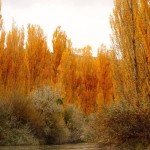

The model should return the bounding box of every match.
[1,88,150,149]
[0,88,88,146]
[0,143,101,150]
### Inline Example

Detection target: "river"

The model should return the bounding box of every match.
[0,143,101,150]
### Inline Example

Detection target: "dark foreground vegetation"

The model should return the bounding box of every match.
[0,87,150,150]
[85,101,150,149]
[0,87,85,145]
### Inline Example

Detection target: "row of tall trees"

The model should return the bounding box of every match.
[111,0,150,104]
[0,23,114,113]
[1,0,148,113]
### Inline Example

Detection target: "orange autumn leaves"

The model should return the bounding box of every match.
[110,0,150,104]
[0,24,114,113]
[2,0,149,114]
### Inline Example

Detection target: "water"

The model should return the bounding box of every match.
[0,143,101,150]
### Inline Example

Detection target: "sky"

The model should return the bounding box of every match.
[3,0,114,56]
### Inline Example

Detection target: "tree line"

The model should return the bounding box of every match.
[0,0,149,113]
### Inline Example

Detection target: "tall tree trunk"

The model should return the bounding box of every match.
[130,0,139,100]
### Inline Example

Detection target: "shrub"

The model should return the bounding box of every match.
[4,91,44,140]
[64,104,85,143]
[88,101,150,149]
[0,100,38,146]
[82,113,100,142]
[31,86,70,144]
[1,125,39,146]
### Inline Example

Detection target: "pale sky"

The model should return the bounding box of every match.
[3,0,114,56]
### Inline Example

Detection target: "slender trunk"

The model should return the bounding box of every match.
[130,0,139,100]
